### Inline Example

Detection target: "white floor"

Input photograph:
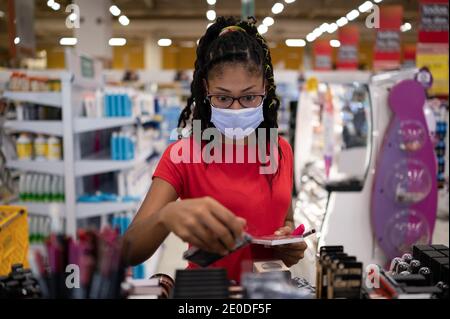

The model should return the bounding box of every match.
[155,217,449,278]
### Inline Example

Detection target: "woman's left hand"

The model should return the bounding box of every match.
[272,225,308,267]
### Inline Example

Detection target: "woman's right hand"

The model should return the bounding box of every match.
[159,196,246,255]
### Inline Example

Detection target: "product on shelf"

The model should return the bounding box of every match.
[8,72,61,92]
[104,87,133,117]
[16,133,32,160]
[33,135,47,161]
[46,136,62,161]
[15,133,62,161]
[19,173,64,202]
[111,131,135,160]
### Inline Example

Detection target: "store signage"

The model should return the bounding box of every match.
[337,26,359,70]
[402,44,416,68]
[373,6,403,71]
[314,40,332,71]
[416,0,449,96]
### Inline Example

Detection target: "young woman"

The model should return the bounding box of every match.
[123,17,307,283]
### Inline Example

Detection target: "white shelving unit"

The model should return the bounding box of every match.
[3,50,155,237]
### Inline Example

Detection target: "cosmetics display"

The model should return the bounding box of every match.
[316,245,363,299]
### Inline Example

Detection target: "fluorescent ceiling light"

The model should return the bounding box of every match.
[374,0,383,3]
[51,2,60,10]
[359,1,374,13]
[60,37,77,46]
[158,38,172,47]
[271,3,284,14]
[109,5,121,16]
[119,15,130,26]
[109,38,127,46]
[263,17,275,27]
[319,23,329,33]
[306,33,316,42]
[336,17,348,27]
[400,22,412,32]
[257,24,268,35]
[330,39,341,47]
[284,0,296,3]
[14,37,20,45]
[47,0,54,6]
[206,10,216,21]
[327,23,338,33]
[346,9,360,21]
[285,39,306,47]
[207,0,216,5]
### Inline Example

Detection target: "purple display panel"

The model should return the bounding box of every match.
[371,79,438,262]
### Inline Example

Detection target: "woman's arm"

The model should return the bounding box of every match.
[122,178,178,265]
[123,178,247,266]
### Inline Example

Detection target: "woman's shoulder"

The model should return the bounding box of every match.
[278,136,293,153]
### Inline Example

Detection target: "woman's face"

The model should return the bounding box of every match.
[206,63,265,110]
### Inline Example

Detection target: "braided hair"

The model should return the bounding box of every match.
[178,16,282,178]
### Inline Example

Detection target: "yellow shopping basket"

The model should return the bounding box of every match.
[0,205,29,276]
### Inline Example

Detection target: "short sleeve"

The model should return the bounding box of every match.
[279,137,294,189]
[152,141,185,198]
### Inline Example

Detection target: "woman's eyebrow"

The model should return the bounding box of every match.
[214,86,232,93]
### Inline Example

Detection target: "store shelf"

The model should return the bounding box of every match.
[3,91,62,107]
[12,202,65,217]
[76,201,141,219]
[75,147,153,177]
[74,117,136,133]
[4,120,63,136]
[6,159,65,175]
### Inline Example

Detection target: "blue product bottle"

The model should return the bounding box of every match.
[116,133,123,160]
[125,95,132,117]
[132,264,145,279]
[104,94,111,117]
[130,136,136,159]
[117,94,124,117]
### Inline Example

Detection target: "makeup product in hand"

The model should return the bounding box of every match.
[251,227,315,246]
[253,260,291,278]
[183,233,253,267]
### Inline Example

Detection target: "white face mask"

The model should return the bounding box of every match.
[210,101,264,140]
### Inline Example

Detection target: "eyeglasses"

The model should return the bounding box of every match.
[207,93,266,109]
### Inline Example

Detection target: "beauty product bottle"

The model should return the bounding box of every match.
[47,136,62,160]
[34,134,47,161]
[16,133,33,160]
[43,175,52,202]
[19,174,27,201]
[50,175,59,201]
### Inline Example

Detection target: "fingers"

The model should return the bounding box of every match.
[190,220,229,254]
[205,197,246,239]
[199,212,236,252]
[274,226,293,236]
[274,241,308,251]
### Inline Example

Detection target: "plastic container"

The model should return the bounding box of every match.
[34,134,48,161]
[16,133,33,160]
[47,136,62,160]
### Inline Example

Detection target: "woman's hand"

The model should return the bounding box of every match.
[272,225,308,267]
[159,196,247,255]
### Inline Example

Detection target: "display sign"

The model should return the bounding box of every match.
[417,0,449,96]
[314,40,332,70]
[337,26,359,70]
[374,6,403,71]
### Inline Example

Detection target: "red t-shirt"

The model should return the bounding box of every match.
[152,136,293,283]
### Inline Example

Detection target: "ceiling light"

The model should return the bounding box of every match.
[346,9,360,21]
[327,23,338,33]
[263,17,275,27]
[306,33,316,42]
[374,0,383,3]
[330,39,341,47]
[0,11,4,18]
[109,38,127,46]
[47,0,54,7]
[359,1,374,13]
[319,23,330,33]
[60,37,77,46]
[257,24,268,35]
[158,38,172,47]
[118,15,130,26]
[51,2,60,10]
[285,39,306,47]
[312,28,323,38]
[284,0,296,3]
[400,22,412,32]
[207,0,217,5]
[109,5,121,16]
[14,37,20,45]
[271,3,284,14]
[336,17,348,27]
[206,10,216,21]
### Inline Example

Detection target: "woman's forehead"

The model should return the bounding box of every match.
[208,64,264,88]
